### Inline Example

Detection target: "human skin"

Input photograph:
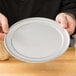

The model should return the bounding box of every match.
[0,12,76,39]
[0,12,75,60]
[0,13,9,40]
[56,13,76,35]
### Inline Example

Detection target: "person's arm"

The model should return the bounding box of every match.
[0,13,9,40]
[55,0,76,35]
[0,1,10,60]
[0,1,9,40]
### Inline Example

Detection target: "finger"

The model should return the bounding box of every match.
[1,18,9,33]
[60,16,68,29]
[0,22,4,33]
[0,33,6,40]
[66,24,75,35]
[66,15,76,35]
[56,17,61,23]
[66,27,74,35]
[56,15,68,29]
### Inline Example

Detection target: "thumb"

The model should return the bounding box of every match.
[60,17,68,29]
[56,13,68,29]
[1,17,9,33]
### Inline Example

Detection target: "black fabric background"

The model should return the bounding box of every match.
[0,0,76,26]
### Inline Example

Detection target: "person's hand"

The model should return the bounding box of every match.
[0,13,9,40]
[55,13,76,35]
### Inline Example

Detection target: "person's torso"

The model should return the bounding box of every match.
[0,0,62,26]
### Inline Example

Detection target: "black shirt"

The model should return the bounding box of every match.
[0,0,76,26]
